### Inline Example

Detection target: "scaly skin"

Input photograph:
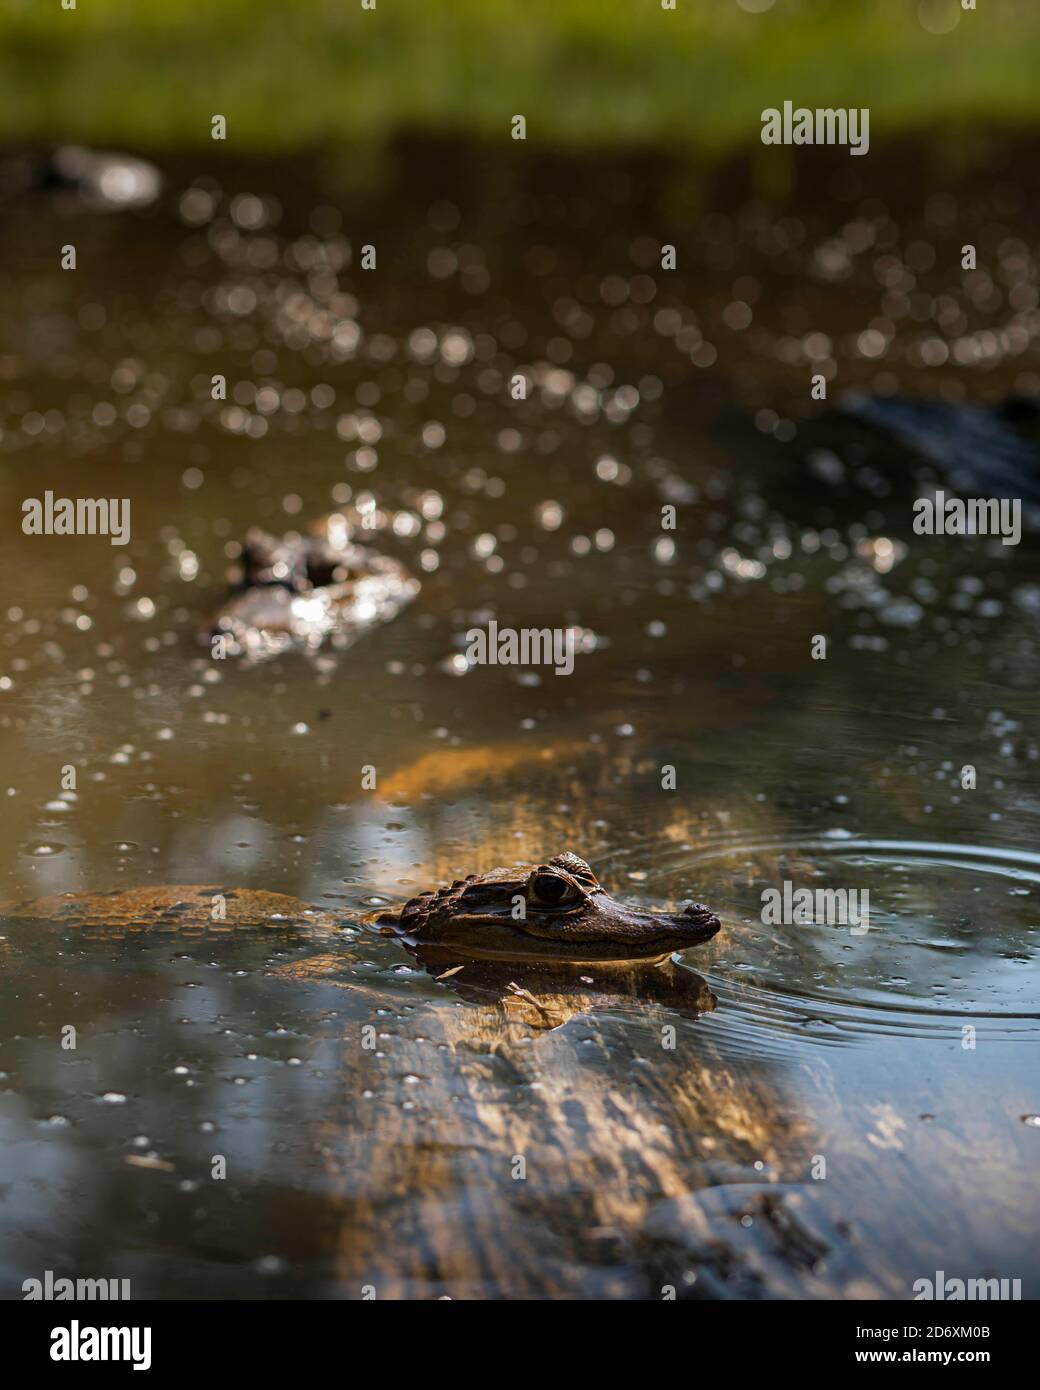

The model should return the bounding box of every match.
[0,885,345,939]
[0,854,720,962]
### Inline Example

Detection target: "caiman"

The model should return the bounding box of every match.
[2,857,848,1298]
[1,853,719,962]
[205,515,419,659]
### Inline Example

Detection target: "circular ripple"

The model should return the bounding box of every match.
[638,837,1040,1039]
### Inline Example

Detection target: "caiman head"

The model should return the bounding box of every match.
[395,853,721,963]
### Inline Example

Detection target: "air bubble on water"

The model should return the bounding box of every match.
[101,1092,127,1105]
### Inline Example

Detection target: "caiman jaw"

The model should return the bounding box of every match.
[395,854,721,963]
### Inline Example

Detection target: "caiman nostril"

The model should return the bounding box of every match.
[681,903,721,936]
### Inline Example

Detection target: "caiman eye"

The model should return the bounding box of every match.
[529,873,581,907]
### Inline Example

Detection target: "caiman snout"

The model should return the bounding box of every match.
[607,900,721,952]
[675,902,723,944]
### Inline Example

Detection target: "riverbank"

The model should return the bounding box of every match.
[3,0,1040,153]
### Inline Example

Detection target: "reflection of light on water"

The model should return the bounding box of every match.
[807,837,1040,876]
[720,547,766,581]
[855,536,906,574]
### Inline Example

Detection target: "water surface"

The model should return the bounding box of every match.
[1,141,1038,1299]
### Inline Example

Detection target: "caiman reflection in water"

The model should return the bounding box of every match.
[274,946,814,1299]
[270,856,815,1299]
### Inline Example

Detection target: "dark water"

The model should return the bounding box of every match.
[1,141,1038,1299]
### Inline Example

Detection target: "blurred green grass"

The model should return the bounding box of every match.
[2,0,1039,152]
